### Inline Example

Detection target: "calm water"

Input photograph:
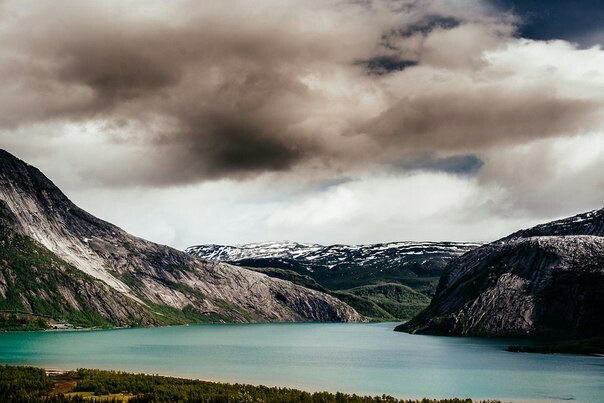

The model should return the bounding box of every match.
[0,322,602,402]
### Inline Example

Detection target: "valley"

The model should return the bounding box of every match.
[188,241,479,320]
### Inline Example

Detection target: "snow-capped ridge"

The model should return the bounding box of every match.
[187,240,481,264]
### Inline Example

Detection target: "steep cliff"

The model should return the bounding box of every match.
[0,149,361,327]
[397,209,604,338]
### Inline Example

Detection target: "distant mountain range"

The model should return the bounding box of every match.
[187,241,480,320]
[0,149,361,330]
[398,207,604,340]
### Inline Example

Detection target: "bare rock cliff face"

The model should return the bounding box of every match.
[0,149,361,325]
[0,199,157,327]
[398,209,604,337]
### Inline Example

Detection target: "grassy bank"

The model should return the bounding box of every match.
[0,365,498,402]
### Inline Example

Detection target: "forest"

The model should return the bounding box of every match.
[0,365,495,403]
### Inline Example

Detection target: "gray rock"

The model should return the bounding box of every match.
[0,149,362,324]
[398,210,604,338]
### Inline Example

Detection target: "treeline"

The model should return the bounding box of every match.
[0,365,495,403]
[75,369,404,402]
[0,365,53,401]
[0,311,48,331]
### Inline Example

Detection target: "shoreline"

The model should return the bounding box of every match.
[38,366,503,402]
[5,321,602,359]
[0,364,514,403]
[37,366,454,401]
[35,366,564,403]
[0,319,395,333]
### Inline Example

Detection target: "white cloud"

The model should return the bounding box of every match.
[0,0,603,247]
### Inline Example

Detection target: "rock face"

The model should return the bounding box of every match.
[0,200,157,328]
[0,149,361,326]
[398,209,604,338]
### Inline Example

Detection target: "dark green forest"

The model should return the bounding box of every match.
[0,365,495,403]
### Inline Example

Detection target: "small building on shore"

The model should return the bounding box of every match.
[51,323,74,330]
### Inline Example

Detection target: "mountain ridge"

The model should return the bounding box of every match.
[188,241,481,264]
[0,149,362,328]
[398,206,604,338]
[187,240,480,320]
[505,207,604,239]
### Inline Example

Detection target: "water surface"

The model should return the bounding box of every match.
[0,323,602,402]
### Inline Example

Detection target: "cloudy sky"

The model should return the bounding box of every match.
[1,0,604,249]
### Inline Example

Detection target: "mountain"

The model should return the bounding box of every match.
[397,208,604,338]
[187,241,480,320]
[187,241,481,292]
[0,149,361,329]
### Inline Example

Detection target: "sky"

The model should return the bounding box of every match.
[1,0,604,249]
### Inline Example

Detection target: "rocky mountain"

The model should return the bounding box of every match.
[187,241,479,290]
[397,208,604,338]
[187,241,479,320]
[0,149,361,329]
[505,208,604,239]
[187,241,479,262]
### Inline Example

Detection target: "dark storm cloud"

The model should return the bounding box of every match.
[0,1,337,182]
[165,109,314,182]
[364,90,601,151]
[58,40,181,105]
[1,0,604,188]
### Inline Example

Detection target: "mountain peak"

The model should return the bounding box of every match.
[0,149,75,213]
[506,207,604,240]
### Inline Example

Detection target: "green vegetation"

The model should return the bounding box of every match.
[507,338,604,356]
[244,263,434,321]
[0,201,132,330]
[331,283,431,322]
[234,245,451,321]
[240,267,425,321]
[0,310,50,331]
[0,201,227,331]
[0,232,120,330]
[0,365,496,402]
[343,283,431,321]
[110,271,144,291]
[331,291,395,320]
[246,267,329,293]
[242,267,399,321]
[0,365,53,401]
[147,301,230,325]
[317,271,438,297]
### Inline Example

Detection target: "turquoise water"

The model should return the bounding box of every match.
[0,322,602,401]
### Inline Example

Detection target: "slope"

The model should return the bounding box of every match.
[0,149,361,328]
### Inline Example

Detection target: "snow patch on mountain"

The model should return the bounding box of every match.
[187,241,481,271]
